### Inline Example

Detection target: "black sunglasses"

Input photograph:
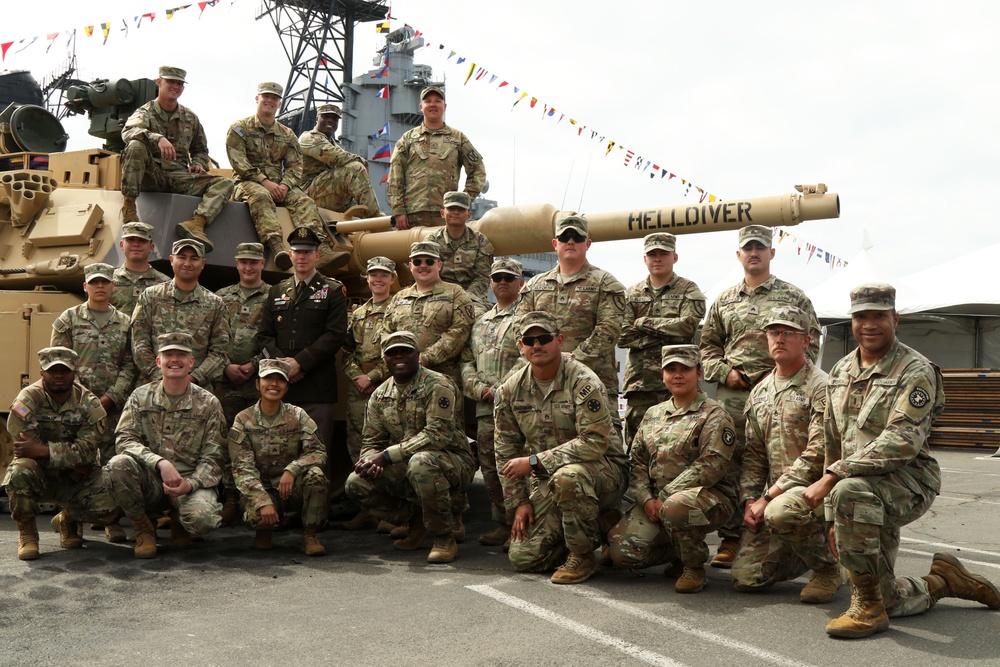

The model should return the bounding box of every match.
[410,258,436,267]
[491,274,517,283]
[556,230,587,243]
[521,333,555,347]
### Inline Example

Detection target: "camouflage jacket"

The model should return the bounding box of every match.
[740,360,828,505]
[381,281,475,379]
[230,401,327,514]
[115,381,225,491]
[387,123,486,216]
[495,354,627,511]
[360,367,471,464]
[131,281,231,385]
[298,129,365,185]
[6,381,106,472]
[110,265,170,318]
[216,282,270,367]
[618,273,706,395]
[460,298,523,418]
[700,275,821,385]
[628,392,738,508]
[226,114,303,188]
[517,261,626,397]
[425,226,495,308]
[342,297,390,385]
[51,303,135,408]
[122,100,211,172]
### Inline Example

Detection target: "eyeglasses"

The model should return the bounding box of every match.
[491,274,517,283]
[521,333,555,347]
[556,230,587,243]
[410,258,436,267]
[765,329,803,340]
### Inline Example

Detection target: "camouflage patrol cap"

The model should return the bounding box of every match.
[122,222,154,241]
[420,85,445,101]
[763,305,810,332]
[442,191,471,209]
[739,225,773,248]
[409,241,441,259]
[316,104,342,117]
[554,215,588,239]
[848,283,896,314]
[157,332,194,353]
[490,258,522,277]
[158,66,187,83]
[84,262,115,283]
[287,226,321,249]
[234,242,265,260]
[518,311,559,337]
[172,238,205,257]
[381,330,419,354]
[257,81,283,96]
[661,344,701,369]
[644,233,676,253]
[38,346,78,371]
[258,358,291,380]
[366,256,396,273]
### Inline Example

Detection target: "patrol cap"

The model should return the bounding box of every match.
[258,358,291,381]
[234,242,265,260]
[158,66,187,83]
[848,283,896,314]
[381,330,419,354]
[122,222,154,241]
[420,85,445,101]
[38,346,78,371]
[158,332,194,353]
[409,241,441,259]
[490,258,522,277]
[739,225,773,248]
[763,305,810,332]
[366,256,396,273]
[84,262,115,283]
[442,191,471,209]
[644,233,676,253]
[317,103,342,117]
[287,226,321,250]
[554,215,588,239]
[172,238,205,257]
[257,81,283,96]
[518,311,559,337]
[661,344,701,369]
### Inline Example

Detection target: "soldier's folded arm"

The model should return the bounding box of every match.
[421,294,474,367]
[46,402,106,470]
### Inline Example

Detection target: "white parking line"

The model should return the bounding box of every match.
[940,467,1000,478]
[936,495,1000,506]
[466,584,686,667]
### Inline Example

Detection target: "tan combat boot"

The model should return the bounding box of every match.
[551,550,598,584]
[220,492,240,526]
[376,520,398,535]
[252,527,273,550]
[393,512,427,551]
[300,526,326,556]
[389,523,410,539]
[175,214,214,253]
[451,512,466,543]
[51,511,84,549]
[121,196,139,223]
[266,236,292,271]
[105,519,127,544]
[710,538,740,569]
[316,244,351,274]
[427,534,458,564]
[800,565,843,604]
[16,517,40,560]
[825,572,889,638]
[131,515,157,559]
[169,511,193,547]
[924,551,1000,609]
[341,509,378,531]
[478,524,511,547]
[675,566,708,594]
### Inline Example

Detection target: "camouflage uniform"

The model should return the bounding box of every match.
[425,226,494,314]
[230,401,329,529]
[619,274,705,445]
[110,265,170,318]
[342,298,390,462]
[495,354,627,572]
[131,281,231,385]
[120,100,234,222]
[608,392,738,569]
[732,359,835,590]
[214,281,271,423]
[345,367,475,536]
[104,381,225,535]
[299,129,381,216]
[387,124,486,225]
[4,382,116,523]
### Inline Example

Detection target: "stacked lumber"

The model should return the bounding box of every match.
[930,369,1000,450]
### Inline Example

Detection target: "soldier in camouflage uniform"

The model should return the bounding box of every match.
[345,331,475,564]
[699,224,821,568]
[425,191,495,315]
[460,258,524,547]
[388,85,486,229]
[5,347,116,560]
[104,332,225,558]
[110,222,170,317]
[608,345,739,593]
[619,233,706,447]
[732,306,839,602]
[495,312,627,585]
[131,238,230,386]
[120,66,234,252]
[230,359,329,555]
[794,284,1000,638]
[299,104,381,218]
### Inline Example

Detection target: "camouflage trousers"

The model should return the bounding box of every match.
[216,383,259,491]
[234,181,326,245]
[345,449,475,535]
[303,163,381,217]
[100,405,123,465]
[4,458,117,523]
[476,415,510,525]
[508,459,626,573]
[242,466,329,529]
[402,210,443,227]
[120,140,234,222]
[623,390,670,449]
[731,487,837,592]
[344,380,372,464]
[715,384,750,542]
[103,454,222,536]
[608,485,733,569]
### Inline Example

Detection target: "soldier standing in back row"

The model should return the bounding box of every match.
[425,190,495,315]
[110,222,170,317]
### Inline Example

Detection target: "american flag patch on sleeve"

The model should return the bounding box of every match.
[12,401,30,418]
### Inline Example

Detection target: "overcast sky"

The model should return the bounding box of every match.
[7,1,999,308]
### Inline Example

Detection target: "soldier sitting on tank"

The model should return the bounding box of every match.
[110,221,170,318]
[425,191,495,316]
[299,104,382,218]
[120,66,234,253]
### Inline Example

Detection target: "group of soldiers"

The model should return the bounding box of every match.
[4,63,999,641]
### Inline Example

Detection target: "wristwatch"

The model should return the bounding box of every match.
[762,489,774,502]
[528,454,540,471]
